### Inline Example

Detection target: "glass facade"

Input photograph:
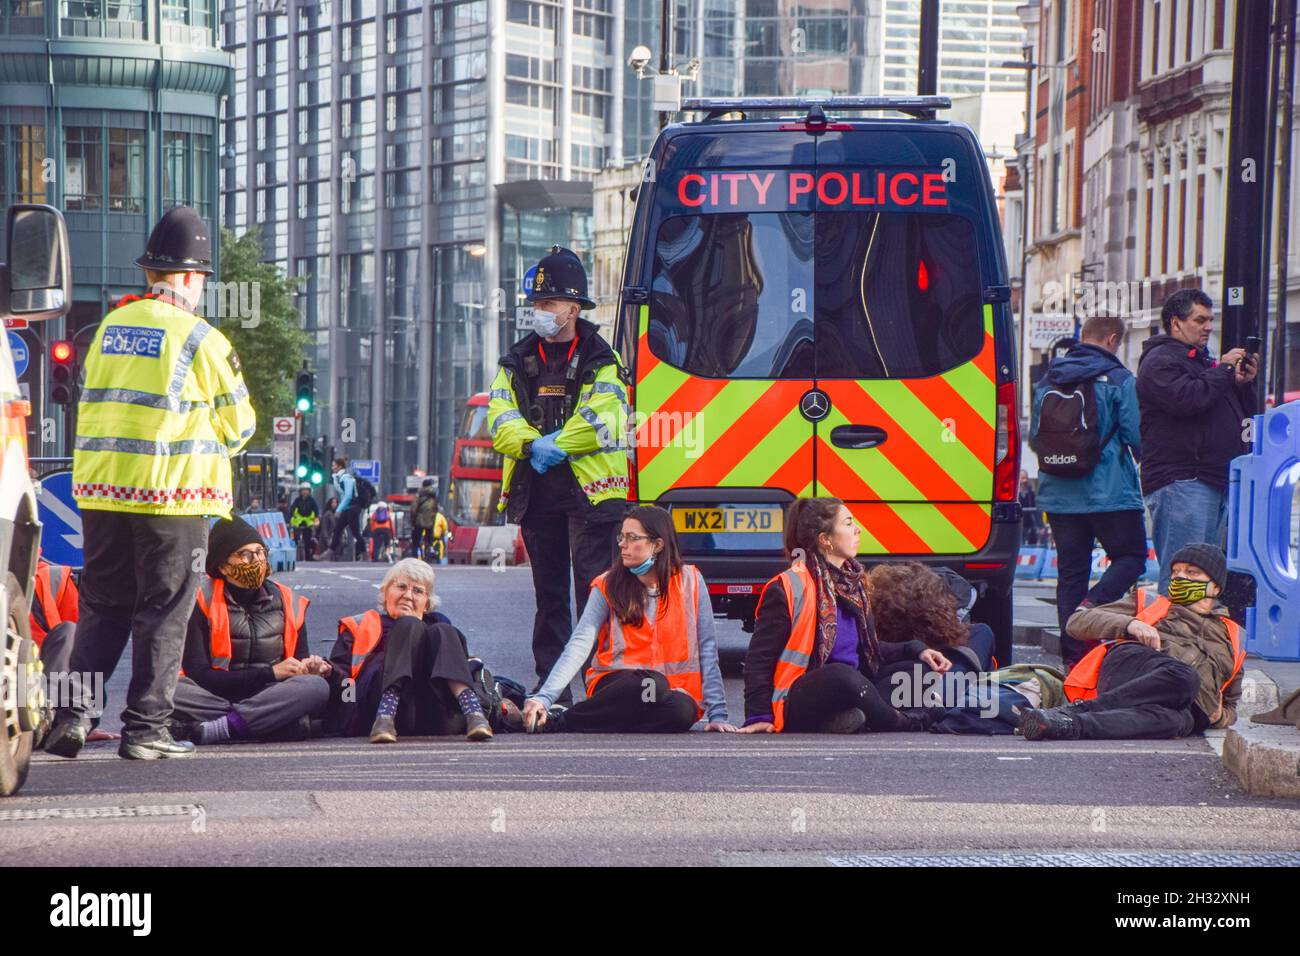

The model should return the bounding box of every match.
[881,0,1025,95]
[0,11,226,456]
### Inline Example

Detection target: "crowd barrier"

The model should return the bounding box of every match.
[242,511,297,572]
[1227,401,1300,661]
[1016,543,1160,584]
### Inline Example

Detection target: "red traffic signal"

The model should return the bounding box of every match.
[51,340,74,363]
[50,340,77,405]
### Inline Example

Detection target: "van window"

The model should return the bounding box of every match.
[650,212,815,379]
[649,211,983,380]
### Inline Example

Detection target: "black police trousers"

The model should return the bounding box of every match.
[56,510,208,745]
[520,506,619,696]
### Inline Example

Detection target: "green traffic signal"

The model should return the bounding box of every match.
[310,467,324,486]
[296,461,308,479]
[295,368,314,414]
[296,396,311,413]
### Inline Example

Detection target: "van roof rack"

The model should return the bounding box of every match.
[680,95,951,121]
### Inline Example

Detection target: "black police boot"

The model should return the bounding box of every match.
[42,716,88,758]
[1018,707,1082,741]
[118,729,197,760]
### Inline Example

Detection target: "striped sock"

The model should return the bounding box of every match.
[198,716,231,745]
[377,688,401,718]
[456,688,484,718]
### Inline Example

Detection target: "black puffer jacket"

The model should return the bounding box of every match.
[1135,335,1256,496]
[182,579,306,702]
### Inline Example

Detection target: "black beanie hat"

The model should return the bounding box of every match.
[1169,543,1227,590]
[206,515,265,576]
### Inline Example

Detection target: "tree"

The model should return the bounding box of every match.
[215,227,311,448]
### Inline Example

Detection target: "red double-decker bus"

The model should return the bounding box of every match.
[446,392,503,529]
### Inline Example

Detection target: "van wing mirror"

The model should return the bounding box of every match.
[1,204,72,322]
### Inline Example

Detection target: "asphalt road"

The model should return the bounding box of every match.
[5,563,1299,867]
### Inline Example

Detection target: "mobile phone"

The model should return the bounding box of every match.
[1244,336,1262,355]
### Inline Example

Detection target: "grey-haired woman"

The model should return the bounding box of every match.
[324,558,494,742]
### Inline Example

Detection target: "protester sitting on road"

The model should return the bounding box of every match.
[927,663,1068,735]
[866,562,995,673]
[325,558,495,743]
[171,516,329,745]
[741,498,951,735]
[1019,544,1244,741]
[521,506,732,734]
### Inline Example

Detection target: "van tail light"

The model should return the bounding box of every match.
[993,382,1018,502]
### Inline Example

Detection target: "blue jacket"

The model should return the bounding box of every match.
[1029,343,1142,514]
[334,470,357,510]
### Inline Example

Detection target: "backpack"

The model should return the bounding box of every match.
[353,474,377,508]
[1030,378,1118,478]
[374,504,390,524]
[413,494,438,528]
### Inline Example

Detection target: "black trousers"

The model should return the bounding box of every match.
[56,510,208,744]
[555,669,699,733]
[1047,510,1148,667]
[520,508,619,692]
[1073,641,1205,739]
[356,618,477,736]
[783,662,907,733]
[329,503,364,554]
[370,528,392,561]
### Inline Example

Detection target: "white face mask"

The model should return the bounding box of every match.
[532,308,564,338]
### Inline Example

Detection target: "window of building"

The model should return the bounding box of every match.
[10,125,46,204]
[163,130,213,218]
[107,127,145,213]
[63,126,102,211]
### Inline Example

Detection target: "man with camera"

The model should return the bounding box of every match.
[1136,290,1258,595]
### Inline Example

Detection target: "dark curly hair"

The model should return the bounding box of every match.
[866,562,968,647]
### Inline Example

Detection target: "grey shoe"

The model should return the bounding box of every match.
[465,712,493,741]
[43,717,88,758]
[118,730,197,760]
[369,713,397,743]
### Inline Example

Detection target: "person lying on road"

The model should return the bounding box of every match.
[1018,543,1244,741]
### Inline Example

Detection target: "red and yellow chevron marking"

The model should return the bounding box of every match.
[633,304,999,555]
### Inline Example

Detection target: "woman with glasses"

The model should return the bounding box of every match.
[520,505,734,734]
[324,557,496,743]
[171,515,331,744]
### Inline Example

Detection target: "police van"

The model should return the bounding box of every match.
[0,204,72,795]
[613,97,1021,661]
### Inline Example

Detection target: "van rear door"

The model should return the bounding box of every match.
[810,128,998,556]
[633,131,817,547]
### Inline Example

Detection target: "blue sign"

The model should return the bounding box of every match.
[8,331,28,378]
[352,459,380,485]
[522,265,537,297]
[35,470,84,569]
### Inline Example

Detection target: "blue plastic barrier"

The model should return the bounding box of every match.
[242,510,297,572]
[1016,547,1046,579]
[1227,401,1300,661]
[1042,548,1059,580]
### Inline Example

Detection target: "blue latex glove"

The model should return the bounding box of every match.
[530,432,567,474]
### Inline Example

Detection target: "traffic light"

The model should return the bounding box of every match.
[50,340,76,405]
[309,459,325,486]
[295,367,314,414]
[296,438,310,480]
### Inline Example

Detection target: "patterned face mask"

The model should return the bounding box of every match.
[1167,577,1211,605]
[224,558,269,590]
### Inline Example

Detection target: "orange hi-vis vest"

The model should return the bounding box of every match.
[1063,587,1245,705]
[194,578,308,670]
[340,609,384,680]
[762,561,820,733]
[32,561,79,647]
[585,566,704,718]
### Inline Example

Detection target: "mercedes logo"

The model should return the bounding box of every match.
[799,389,830,422]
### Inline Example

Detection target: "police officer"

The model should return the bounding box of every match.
[44,205,257,760]
[487,247,630,702]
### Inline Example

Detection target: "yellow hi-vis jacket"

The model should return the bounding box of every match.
[72,292,257,519]
[487,326,629,517]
